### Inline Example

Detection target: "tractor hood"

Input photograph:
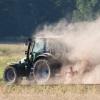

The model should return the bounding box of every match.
[20,57,26,64]
[9,57,26,65]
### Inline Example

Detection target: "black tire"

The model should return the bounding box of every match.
[3,66,18,85]
[33,59,51,84]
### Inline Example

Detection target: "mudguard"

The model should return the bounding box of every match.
[33,53,56,63]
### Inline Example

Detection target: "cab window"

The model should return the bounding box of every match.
[33,38,44,52]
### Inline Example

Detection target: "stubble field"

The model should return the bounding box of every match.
[0,44,100,100]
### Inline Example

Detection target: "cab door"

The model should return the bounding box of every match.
[32,38,45,61]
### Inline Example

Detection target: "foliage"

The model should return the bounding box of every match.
[0,0,100,38]
[72,0,98,21]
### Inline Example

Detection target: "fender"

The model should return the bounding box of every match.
[33,53,56,63]
[8,63,28,76]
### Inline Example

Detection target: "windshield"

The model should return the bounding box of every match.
[32,38,45,53]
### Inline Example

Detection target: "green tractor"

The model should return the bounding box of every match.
[3,37,62,85]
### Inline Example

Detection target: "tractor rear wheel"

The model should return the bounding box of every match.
[33,59,51,84]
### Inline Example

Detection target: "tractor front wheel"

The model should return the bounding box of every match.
[4,66,19,85]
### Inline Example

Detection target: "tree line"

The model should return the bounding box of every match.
[0,0,100,38]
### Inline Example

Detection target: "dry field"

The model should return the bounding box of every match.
[0,44,100,100]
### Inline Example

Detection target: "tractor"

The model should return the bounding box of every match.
[3,37,62,85]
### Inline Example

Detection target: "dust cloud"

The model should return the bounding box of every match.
[34,18,100,84]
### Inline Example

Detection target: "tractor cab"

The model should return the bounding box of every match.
[25,37,47,62]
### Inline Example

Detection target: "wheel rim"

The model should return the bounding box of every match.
[34,60,50,83]
[4,67,16,84]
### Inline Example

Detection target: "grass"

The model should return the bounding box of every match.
[0,44,100,100]
[0,85,100,94]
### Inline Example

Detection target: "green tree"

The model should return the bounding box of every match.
[72,0,98,21]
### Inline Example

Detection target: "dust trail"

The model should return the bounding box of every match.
[34,18,100,84]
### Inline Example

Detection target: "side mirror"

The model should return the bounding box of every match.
[25,38,32,46]
[25,39,28,46]
[25,41,28,46]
